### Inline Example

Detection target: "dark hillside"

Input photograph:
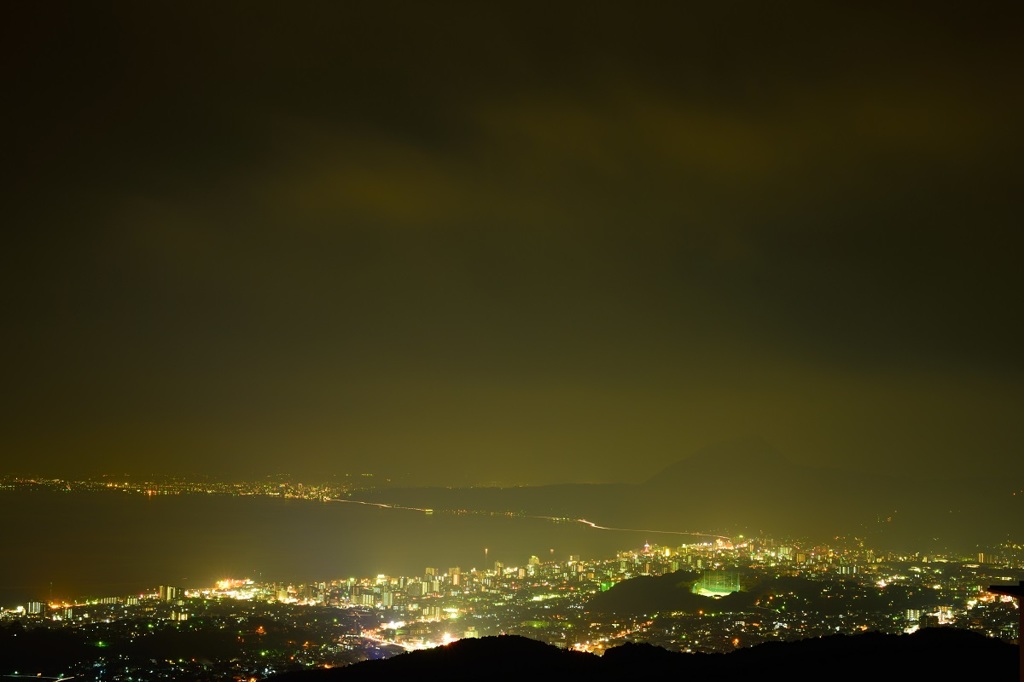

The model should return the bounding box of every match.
[268,629,1018,681]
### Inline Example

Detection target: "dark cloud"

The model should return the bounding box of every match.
[2,2,1022,483]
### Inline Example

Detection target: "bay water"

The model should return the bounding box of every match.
[0,490,653,607]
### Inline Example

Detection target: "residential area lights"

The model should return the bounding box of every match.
[3,537,1022,679]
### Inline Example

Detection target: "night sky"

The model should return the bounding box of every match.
[3,2,1022,486]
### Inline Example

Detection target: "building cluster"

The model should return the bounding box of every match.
[2,537,1021,680]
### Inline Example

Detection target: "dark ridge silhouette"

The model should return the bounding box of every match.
[274,635,601,680]
[347,437,1023,549]
[643,435,790,483]
[268,629,1018,681]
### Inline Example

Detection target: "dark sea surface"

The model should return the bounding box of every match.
[0,491,655,607]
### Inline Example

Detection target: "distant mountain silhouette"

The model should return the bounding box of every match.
[268,629,1018,681]
[348,437,1022,550]
[644,435,790,483]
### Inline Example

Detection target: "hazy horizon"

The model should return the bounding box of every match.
[2,434,1005,488]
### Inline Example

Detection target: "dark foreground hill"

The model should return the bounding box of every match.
[270,628,1018,682]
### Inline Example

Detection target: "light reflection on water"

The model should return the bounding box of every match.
[0,490,657,606]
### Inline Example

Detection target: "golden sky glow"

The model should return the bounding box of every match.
[2,2,1022,485]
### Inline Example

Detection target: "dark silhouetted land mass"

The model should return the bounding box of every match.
[268,629,1017,681]
[349,437,1023,550]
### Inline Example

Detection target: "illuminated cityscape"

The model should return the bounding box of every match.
[4,2,1022,680]
[1,479,1020,679]
[0,473,384,501]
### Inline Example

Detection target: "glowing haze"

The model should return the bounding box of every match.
[2,2,1022,486]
